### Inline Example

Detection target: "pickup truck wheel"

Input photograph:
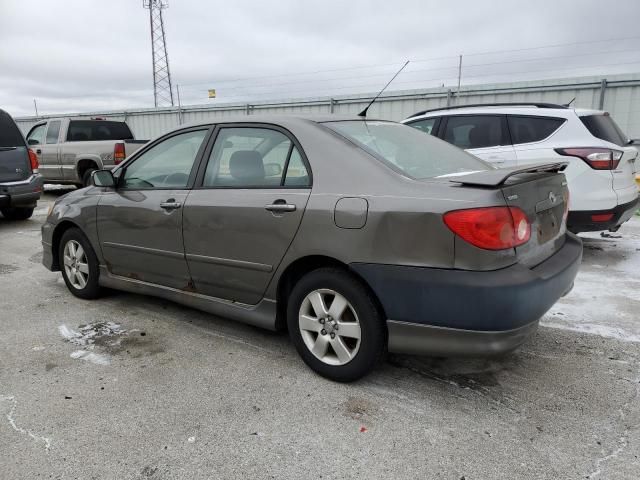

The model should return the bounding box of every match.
[287,268,386,382]
[1,207,34,220]
[59,228,101,299]
[82,167,98,187]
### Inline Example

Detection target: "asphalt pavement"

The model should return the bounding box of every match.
[1,187,638,479]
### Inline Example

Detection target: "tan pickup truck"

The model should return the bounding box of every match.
[25,118,148,186]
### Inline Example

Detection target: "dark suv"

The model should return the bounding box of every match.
[0,109,43,220]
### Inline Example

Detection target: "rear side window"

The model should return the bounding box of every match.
[508,116,565,144]
[46,120,62,144]
[407,117,438,135]
[580,114,628,147]
[443,115,505,149]
[67,120,134,142]
[0,111,25,148]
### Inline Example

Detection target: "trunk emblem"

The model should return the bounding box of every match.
[15,168,23,174]
[549,192,557,204]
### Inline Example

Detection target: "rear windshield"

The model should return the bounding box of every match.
[580,114,628,147]
[0,111,26,148]
[67,120,134,142]
[324,120,490,179]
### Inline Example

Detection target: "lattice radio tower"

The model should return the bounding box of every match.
[143,0,174,107]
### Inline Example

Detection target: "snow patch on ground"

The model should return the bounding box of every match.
[58,321,126,365]
[542,215,640,342]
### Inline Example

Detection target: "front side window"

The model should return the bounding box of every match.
[325,120,489,180]
[508,116,565,144]
[443,115,505,149]
[46,121,61,144]
[407,117,438,135]
[122,129,207,189]
[203,127,309,188]
[26,124,46,146]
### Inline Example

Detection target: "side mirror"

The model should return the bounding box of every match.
[27,138,39,146]
[264,162,283,177]
[92,169,116,188]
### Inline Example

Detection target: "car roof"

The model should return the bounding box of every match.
[170,114,391,131]
[404,104,607,121]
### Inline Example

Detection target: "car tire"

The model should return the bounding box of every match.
[287,267,386,382]
[1,207,34,220]
[82,167,97,187]
[59,228,101,299]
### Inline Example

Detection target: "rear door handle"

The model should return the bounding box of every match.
[265,203,296,213]
[36,149,42,154]
[160,200,182,210]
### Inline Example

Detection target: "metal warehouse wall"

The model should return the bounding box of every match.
[14,73,640,140]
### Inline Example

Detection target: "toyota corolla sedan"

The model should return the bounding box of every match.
[42,116,582,381]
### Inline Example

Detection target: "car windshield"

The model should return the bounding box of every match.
[324,120,490,179]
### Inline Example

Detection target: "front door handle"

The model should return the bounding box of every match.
[160,200,182,210]
[265,202,296,213]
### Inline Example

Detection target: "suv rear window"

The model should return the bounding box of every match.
[0,111,25,148]
[67,120,134,142]
[325,120,489,179]
[580,114,628,147]
[508,116,565,144]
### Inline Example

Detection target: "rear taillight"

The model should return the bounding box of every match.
[114,142,126,164]
[443,206,531,250]
[28,148,39,173]
[555,147,623,170]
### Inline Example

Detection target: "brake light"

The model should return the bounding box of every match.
[555,147,622,170]
[114,142,126,164]
[443,206,531,250]
[28,148,39,173]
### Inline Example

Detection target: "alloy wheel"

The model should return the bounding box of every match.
[63,240,89,289]
[298,289,362,366]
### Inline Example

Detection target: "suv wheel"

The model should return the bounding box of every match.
[1,207,34,220]
[59,228,101,299]
[287,268,385,382]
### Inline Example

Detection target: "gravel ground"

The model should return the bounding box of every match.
[0,187,638,480]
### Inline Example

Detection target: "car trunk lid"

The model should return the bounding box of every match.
[448,163,569,267]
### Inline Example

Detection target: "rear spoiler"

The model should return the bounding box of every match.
[449,162,569,187]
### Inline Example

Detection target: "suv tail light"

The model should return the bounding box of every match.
[443,206,531,250]
[555,147,623,170]
[28,148,39,173]
[114,142,126,164]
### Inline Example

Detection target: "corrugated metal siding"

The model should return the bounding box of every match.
[15,73,640,140]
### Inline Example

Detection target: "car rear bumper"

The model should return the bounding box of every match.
[0,174,43,208]
[567,197,639,233]
[351,233,582,356]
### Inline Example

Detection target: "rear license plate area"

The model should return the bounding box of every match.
[535,210,560,244]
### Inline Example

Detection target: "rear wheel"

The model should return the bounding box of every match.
[82,167,98,187]
[1,207,34,220]
[59,228,101,299]
[287,268,385,382]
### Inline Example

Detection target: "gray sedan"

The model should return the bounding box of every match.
[42,116,582,381]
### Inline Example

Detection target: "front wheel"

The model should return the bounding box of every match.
[59,228,102,299]
[287,268,386,382]
[1,207,34,220]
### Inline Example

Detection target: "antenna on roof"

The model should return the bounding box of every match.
[358,60,409,118]
[564,97,576,107]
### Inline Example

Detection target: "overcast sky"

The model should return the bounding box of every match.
[1,0,639,117]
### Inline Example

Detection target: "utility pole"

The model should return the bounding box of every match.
[456,54,463,97]
[143,0,174,107]
[176,84,183,124]
[33,99,39,117]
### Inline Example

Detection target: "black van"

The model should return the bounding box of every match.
[0,109,43,220]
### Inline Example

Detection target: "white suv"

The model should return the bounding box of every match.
[403,103,639,233]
